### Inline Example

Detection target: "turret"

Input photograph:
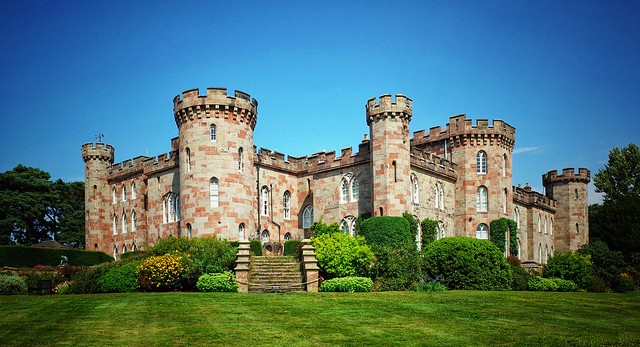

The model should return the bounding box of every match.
[173,88,258,241]
[543,168,591,252]
[366,94,412,216]
[81,142,115,253]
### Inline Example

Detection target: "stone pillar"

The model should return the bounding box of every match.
[234,240,251,293]
[301,239,320,292]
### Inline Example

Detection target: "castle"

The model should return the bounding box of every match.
[82,87,590,264]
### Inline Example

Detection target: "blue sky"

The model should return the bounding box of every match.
[1,1,639,204]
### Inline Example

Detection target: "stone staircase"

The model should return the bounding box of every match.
[248,256,304,293]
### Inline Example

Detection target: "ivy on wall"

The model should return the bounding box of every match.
[420,218,438,248]
[489,218,518,256]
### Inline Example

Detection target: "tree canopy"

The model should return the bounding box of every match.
[0,165,85,247]
[590,143,640,256]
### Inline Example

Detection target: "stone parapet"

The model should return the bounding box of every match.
[410,147,457,179]
[81,142,114,164]
[513,184,557,212]
[542,168,591,185]
[173,87,258,130]
[365,94,412,125]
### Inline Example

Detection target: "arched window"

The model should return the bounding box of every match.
[439,184,444,209]
[392,161,398,182]
[476,151,487,174]
[187,223,192,239]
[131,210,137,232]
[339,216,356,236]
[544,245,549,264]
[538,214,542,233]
[410,174,419,205]
[261,230,270,243]
[340,177,349,203]
[186,147,191,172]
[113,246,118,260]
[340,219,349,234]
[437,221,445,240]
[502,188,507,214]
[238,147,244,172]
[350,177,359,202]
[284,232,292,241]
[113,214,118,235]
[261,186,269,216]
[340,173,360,203]
[550,218,554,235]
[131,182,136,200]
[476,223,489,239]
[302,206,313,229]
[122,185,126,201]
[576,223,580,233]
[433,185,439,209]
[132,243,137,251]
[544,217,548,234]
[502,154,507,177]
[238,223,245,240]
[210,124,216,141]
[163,193,180,223]
[476,186,488,212]
[283,191,291,220]
[112,187,117,204]
[210,178,219,208]
[538,243,543,263]
[123,245,127,254]
[122,212,127,233]
[514,208,520,230]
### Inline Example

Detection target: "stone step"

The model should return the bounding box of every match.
[248,256,304,293]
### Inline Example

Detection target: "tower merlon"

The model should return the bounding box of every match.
[543,167,591,184]
[365,93,412,125]
[81,142,114,164]
[173,87,258,129]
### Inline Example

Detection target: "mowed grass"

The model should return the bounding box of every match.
[1,291,638,346]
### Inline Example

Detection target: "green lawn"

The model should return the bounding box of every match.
[1,291,638,346]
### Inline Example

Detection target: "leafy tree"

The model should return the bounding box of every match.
[591,143,640,255]
[52,180,85,248]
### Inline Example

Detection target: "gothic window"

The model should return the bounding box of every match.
[210,124,216,141]
[439,184,444,209]
[392,161,398,182]
[186,147,191,172]
[502,154,507,177]
[122,184,126,201]
[163,193,180,223]
[302,206,313,229]
[502,188,507,214]
[123,245,127,254]
[238,223,245,240]
[514,207,520,230]
[410,174,419,205]
[113,214,118,235]
[437,221,445,240]
[544,217,548,234]
[238,147,244,172]
[477,151,487,174]
[476,186,488,212]
[122,212,127,233]
[132,243,137,251]
[284,232,292,241]
[131,182,136,200]
[550,218,554,235]
[261,230,270,243]
[131,210,137,232]
[339,216,356,236]
[112,187,117,204]
[187,223,192,239]
[340,173,359,203]
[210,178,219,208]
[538,214,542,233]
[544,245,549,264]
[476,223,489,240]
[261,186,269,216]
[113,246,118,260]
[538,243,542,263]
[283,191,291,220]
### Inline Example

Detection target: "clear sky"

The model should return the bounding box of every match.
[1,1,639,204]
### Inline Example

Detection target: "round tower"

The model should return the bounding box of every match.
[81,142,115,253]
[173,88,258,240]
[446,115,516,238]
[542,168,591,252]
[366,94,412,217]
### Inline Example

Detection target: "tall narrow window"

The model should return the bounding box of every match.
[514,208,520,230]
[122,185,126,201]
[122,212,127,233]
[340,177,349,203]
[186,147,191,172]
[544,217,548,234]
[261,186,269,216]
[113,214,118,235]
[476,223,489,239]
[350,177,359,202]
[163,193,180,223]
[502,188,507,214]
[210,124,217,141]
[476,151,487,174]
[340,216,355,236]
[574,188,578,199]
[340,173,359,203]
[284,233,291,241]
[261,230,270,243]
[392,161,398,182]
[476,186,488,212]
[340,219,349,234]
[238,147,243,172]
[410,174,419,204]
[550,218,554,235]
[131,182,136,200]
[434,185,439,209]
[576,223,579,233]
[439,184,444,209]
[538,214,542,233]
[302,206,313,229]
[210,178,219,208]
[283,191,291,220]
[187,223,192,239]
[112,187,117,204]
[113,246,118,260]
[239,223,245,240]
[502,154,507,177]
[131,210,137,232]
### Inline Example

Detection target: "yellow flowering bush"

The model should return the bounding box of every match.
[136,252,192,291]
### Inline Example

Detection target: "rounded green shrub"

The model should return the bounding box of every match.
[312,232,374,279]
[136,252,192,291]
[97,260,140,293]
[0,273,27,295]
[66,265,110,294]
[528,276,559,291]
[359,216,412,250]
[373,247,422,291]
[320,277,373,292]
[543,251,592,289]
[250,240,263,256]
[196,271,237,292]
[552,278,580,292]
[422,237,512,290]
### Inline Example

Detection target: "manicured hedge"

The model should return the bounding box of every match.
[283,240,302,257]
[320,277,373,292]
[250,240,263,256]
[358,216,411,250]
[0,245,113,267]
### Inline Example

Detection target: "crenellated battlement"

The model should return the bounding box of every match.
[542,168,591,185]
[410,147,457,179]
[255,142,371,174]
[411,114,516,151]
[365,94,412,125]
[82,142,115,164]
[173,87,258,129]
[513,184,557,212]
